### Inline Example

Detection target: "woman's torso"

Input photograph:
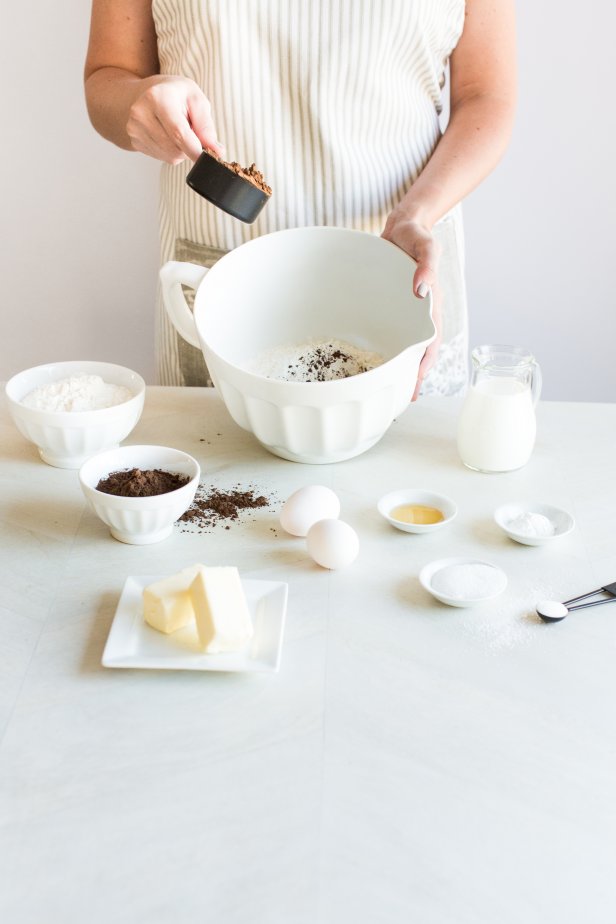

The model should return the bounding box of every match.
[153,0,466,249]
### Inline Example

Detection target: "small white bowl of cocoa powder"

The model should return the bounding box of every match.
[79,445,200,545]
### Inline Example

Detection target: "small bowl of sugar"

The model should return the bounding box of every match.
[494,501,575,547]
[5,360,145,469]
[420,557,507,608]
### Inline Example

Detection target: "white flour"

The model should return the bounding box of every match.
[247,339,384,382]
[508,512,555,537]
[22,375,132,412]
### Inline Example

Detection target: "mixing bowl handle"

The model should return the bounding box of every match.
[159,261,209,349]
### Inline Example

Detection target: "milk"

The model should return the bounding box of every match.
[457,377,537,472]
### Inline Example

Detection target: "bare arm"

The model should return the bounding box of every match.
[84,0,222,162]
[382,0,516,397]
[397,0,517,229]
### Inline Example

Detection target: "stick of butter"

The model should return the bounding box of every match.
[189,566,253,652]
[143,564,206,634]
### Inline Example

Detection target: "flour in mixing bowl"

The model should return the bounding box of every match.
[248,339,384,382]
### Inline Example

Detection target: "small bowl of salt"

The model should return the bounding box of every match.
[420,557,507,608]
[5,360,145,469]
[494,501,575,547]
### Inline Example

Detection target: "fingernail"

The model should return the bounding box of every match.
[417,282,429,299]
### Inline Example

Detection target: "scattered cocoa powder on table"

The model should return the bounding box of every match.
[179,484,272,532]
[96,468,189,497]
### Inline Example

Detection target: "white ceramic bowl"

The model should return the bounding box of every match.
[79,445,200,545]
[161,227,435,464]
[5,361,145,469]
[419,556,508,608]
[377,489,457,534]
[494,501,575,547]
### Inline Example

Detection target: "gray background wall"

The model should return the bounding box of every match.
[2,2,614,400]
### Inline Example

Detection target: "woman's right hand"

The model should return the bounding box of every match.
[126,75,224,165]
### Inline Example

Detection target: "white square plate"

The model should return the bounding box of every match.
[102,576,288,672]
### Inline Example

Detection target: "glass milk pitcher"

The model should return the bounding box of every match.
[457,345,542,473]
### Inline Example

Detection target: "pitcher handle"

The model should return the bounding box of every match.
[159,261,209,349]
[532,361,543,407]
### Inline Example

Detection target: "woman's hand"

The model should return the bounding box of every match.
[126,75,224,165]
[382,212,442,401]
[85,1,224,161]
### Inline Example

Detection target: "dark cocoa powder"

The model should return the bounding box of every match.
[209,151,272,196]
[96,468,190,497]
[179,484,271,531]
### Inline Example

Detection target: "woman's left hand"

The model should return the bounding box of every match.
[382,212,442,401]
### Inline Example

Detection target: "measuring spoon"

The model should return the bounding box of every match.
[536,581,616,623]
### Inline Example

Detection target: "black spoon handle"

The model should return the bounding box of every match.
[568,597,616,612]
[564,583,616,606]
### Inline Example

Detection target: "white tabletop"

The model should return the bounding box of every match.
[1,388,616,924]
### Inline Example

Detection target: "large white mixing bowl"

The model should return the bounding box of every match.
[160,227,435,463]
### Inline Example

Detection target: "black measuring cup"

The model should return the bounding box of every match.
[186,150,271,224]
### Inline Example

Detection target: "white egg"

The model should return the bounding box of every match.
[306,518,359,570]
[280,485,341,537]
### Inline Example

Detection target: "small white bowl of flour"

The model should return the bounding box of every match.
[20,373,132,412]
[5,360,145,468]
[494,501,575,547]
